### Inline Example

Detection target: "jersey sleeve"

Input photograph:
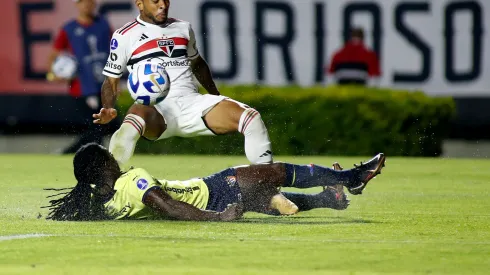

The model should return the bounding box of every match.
[53,28,69,51]
[187,24,200,60]
[127,168,162,203]
[103,32,129,78]
[367,51,381,77]
[327,52,339,74]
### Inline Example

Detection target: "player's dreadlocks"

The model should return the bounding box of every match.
[43,143,122,221]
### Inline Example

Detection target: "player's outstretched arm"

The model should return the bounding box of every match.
[93,77,119,124]
[190,56,220,96]
[143,188,243,221]
[101,76,120,108]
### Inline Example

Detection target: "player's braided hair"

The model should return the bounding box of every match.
[43,143,121,221]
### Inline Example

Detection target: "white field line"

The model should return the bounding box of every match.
[0,234,51,242]
[1,234,488,246]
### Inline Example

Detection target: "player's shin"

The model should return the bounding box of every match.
[281,191,349,211]
[282,163,355,188]
[109,114,145,170]
[280,192,323,211]
[238,108,273,164]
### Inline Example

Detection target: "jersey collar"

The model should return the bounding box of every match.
[136,15,173,28]
[136,15,147,26]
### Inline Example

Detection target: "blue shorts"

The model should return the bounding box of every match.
[202,168,242,212]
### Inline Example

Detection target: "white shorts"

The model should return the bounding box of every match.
[154,93,228,140]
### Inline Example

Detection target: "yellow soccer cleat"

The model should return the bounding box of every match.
[269,193,299,215]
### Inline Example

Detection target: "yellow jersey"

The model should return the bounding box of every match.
[104,168,209,220]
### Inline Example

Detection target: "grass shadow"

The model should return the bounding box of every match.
[105,215,380,225]
[234,215,381,225]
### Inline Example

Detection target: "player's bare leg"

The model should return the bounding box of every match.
[109,104,166,169]
[203,99,273,164]
[235,163,295,214]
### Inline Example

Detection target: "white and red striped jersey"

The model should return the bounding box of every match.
[103,16,199,98]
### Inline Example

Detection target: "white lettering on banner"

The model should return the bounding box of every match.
[104,0,490,96]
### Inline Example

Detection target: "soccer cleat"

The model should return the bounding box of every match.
[319,162,350,210]
[348,153,386,195]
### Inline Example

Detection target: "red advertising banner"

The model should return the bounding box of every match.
[0,0,135,95]
[0,1,75,94]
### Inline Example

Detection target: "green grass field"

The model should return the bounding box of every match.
[0,154,489,274]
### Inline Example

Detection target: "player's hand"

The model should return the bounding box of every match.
[46,72,71,83]
[93,108,117,124]
[219,203,244,221]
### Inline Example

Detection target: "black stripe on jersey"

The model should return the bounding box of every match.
[136,17,146,26]
[127,50,188,66]
[103,69,123,76]
[127,52,167,66]
[334,62,369,72]
[337,78,367,85]
[117,21,137,34]
[171,49,187,58]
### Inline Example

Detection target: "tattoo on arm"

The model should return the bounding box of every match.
[101,77,119,108]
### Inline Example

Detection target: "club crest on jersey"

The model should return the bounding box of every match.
[226,176,237,187]
[158,39,175,57]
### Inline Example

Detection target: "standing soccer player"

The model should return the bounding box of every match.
[93,0,273,169]
[47,0,112,154]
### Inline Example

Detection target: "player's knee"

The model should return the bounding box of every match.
[127,104,149,120]
[127,105,165,139]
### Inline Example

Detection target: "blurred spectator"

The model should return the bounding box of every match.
[326,28,381,85]
[47,0,112,154]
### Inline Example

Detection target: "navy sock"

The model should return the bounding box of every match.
[283,163,355,188]
[281,192,323,211]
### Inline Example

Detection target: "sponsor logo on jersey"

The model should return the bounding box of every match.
[139,33,149,41]
[160,60,191,68]
[116,203,131,215]
[110,53,118,61]
[75,27,84,36]
[136,178,149,190]
[157,39,175,57]
[110,39,118,50]
[164,186,200,194]
[105,61,122,70]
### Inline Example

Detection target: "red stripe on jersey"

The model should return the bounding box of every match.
[117,21,136,34]
[132,37,189,56]
[172,37,188,46]
[133,39,160,56]
[121,22,138,35]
